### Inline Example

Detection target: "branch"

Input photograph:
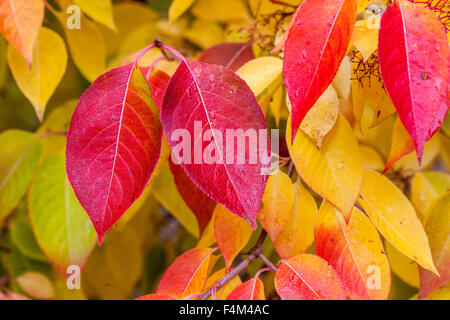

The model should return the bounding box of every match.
[198,230,268,300]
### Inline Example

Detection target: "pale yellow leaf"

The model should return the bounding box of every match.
[7,27,67,121]
[191,0,250,23]
[358,170,437,274]
[351,17,380,61]
[16,272,54,299]
[183,20,225,49]
[236,57,283,97]
[74,0,116,30]
[360,145,384,172]
[287,114,362,218]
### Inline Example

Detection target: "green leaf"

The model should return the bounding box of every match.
[11,216,48,263]
[0,130,42,222]
[28,151,96,272]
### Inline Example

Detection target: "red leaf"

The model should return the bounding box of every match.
[135,294,175,300]
[0,0,44,66]
[66,63,162,244]
[143,68,170,109]
[160,58,269,228]
[283,0,356,142]
[378,0,449,160]
[157,248,214,299]
[275,254,347,300]
[169,157,216,234]
[226,277,265,300]
[198,42,255,72]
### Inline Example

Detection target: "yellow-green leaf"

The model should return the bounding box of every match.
[0,130,42,222]
[357,170,437,274]
[385,241,419,288]
[7,27,68,121]
[28,151,97,272]
[287,114,362,219]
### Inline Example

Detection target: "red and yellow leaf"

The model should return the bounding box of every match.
[226,276,265,300]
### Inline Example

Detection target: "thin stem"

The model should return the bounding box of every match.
[39,131,68,139]
[258,253,278,272]
[199,231,268,300]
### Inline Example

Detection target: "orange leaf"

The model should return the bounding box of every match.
[156,248,214,299]
[135,294,175,300]
[214,205,253,269]
[0,0,44,65]
[314,201,391,300]
[275,254,347,300]
[226,277,265,300]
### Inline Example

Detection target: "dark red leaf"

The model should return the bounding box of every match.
[66,63,162,244]
[198,42,255,71]
[169,157,216,234]
[283,0,356,142]
[378,0,449,160]
[160,58,269,228]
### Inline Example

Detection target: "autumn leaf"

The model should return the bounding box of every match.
[275,254,347,300]
[419,192,450,298]
[66,57,163,243]
[284,0,356,142]
[198,42,255,72]
[160,57,269,228]
[378,0,449,160]
[0,0,44,66]
[226,276,265,300]
[168,0,195,22]
[273,179,317,259]
[7,27,68,121]
[28,152,97,272]
[74,0,116,30]
[136,294,175,300]
[169,157,216,234]
[258,171,294,242]
[191,0,250,23]
[384,116,415,173]
[315,201,391,300]
[358,170,437,274]
[287,114,362,219]
[214,205,252,269]
[156,248,214,299]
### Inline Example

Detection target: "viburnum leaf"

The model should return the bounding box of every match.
[273,179,318,259]
[214,205,252,269]
[258,171,294,242]
[28,152,97,272]
[169,157,216,234]
[66,54,163,243]
[419,192,450,298]
[0,0,44,66]
[226,276,265,300]
[378,0,449,161]
[198,42,255,72]
[357,170,437,274]
[275,254,347,300]
[156,248,214,299]
[314,201,391,300]
[283,0,357,142]
[287,114,362,220]
[160,55,269,228]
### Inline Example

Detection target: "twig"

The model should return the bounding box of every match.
[258,253,278,271]
[199,231,268,300]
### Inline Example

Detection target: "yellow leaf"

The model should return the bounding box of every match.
[74,0,116,30]
[214,205,252,269]
[249,0,300,17]
[196,215,216,249]
[16,272,54,299]
[183,20,225,49]
[418,192,450,298]
[384,116,415,173]
[287,114,362,218]
[236,57,283,97]
[357,170,437,274]
[351,17,380,61]
[258,171,294,241]
[204,267,241,300]
[58,10,106,82]
[169,0,195,22]
[357,0,372,13]
[7,27,67,121]
[360,145,384,172]
[333,56,352,100]
[412,288,450,300]
[269,85,284,125]
[300,86,339,148]
[410,171,450,223]
[191,0,250,23]
[385,241,419,288]
[273,179,318,259]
